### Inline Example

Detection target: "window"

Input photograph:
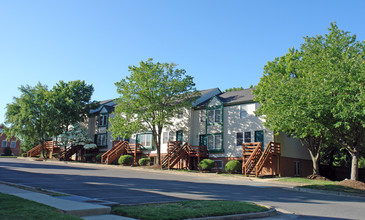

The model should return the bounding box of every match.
[2,140,7,147]
[244,132,251,143]
[294,161,301,176]
[200,110,205,122]
[97,134,107,146]
[240,106,247,118]
[162,132,168,144]
[208,109,222,123]
[0,129,3,133]
[99,115,108,126]
[137,133,152,149]
[214,160,223,169]
[236,132,243,146]
[10,141,16,148]
[207,134,222,150]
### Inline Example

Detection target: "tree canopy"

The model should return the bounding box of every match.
[254,23,365,180]
[109,58,197,164]
[5,80,94,157]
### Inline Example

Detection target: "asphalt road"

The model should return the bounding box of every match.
[0,158,364,219]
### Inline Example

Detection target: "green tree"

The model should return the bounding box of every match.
[224,87,244,92]
[5,81,94,158]
[254,23,365,180]
[110,58,197,165]
[52,80,94,134]
[5,83,58,158]
[58,124,97,150]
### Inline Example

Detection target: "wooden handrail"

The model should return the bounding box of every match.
[242,142,262,176]
[255,142,281,177]
[101,140,123,163]
[105,141,129,164]
[27,141,58,157]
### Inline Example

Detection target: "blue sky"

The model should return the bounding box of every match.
[1,0,365,124]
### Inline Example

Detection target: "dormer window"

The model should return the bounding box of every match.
[208,109,221,123]
[99,115,108,127]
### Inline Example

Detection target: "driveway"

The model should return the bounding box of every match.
[0,158,364,219]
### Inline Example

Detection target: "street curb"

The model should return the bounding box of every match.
[293,186,365,199]
[185,205,277,220]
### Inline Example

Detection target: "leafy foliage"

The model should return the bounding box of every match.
[4,81,94,158]
[96,153,103,163]
[225,160,242,173]
[52,80,94,134]
[223,87,244,92]
[138,158,151,166]
[199,159,215,171]
[58,124,97,149]
[110,58,197,164]
[118,155,133,165]
[254,22,365,179]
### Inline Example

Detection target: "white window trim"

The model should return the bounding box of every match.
[208,109,222,124]
[244,131,251,143]
[207,134,222,150]
[2,140,7,147]
[240,106,248,119]
[10,141,16,148]
[162,131,169,144]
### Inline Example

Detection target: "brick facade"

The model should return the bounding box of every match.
[0,125,21,156]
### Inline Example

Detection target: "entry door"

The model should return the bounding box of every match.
[255,130,264,149]
[176,130,183,143]
[254,130,264,143]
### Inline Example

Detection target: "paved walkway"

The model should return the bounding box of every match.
[0,183,131,219]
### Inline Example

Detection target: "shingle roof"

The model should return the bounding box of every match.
[196,88,255,107]
[217,88,255,104]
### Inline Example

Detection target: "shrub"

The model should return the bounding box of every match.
[199,159,215,171]
[118,155,134,165]
[225,160,242,173]
[139,158,151,166]
[96,153,103,163]
[3,147,12,156]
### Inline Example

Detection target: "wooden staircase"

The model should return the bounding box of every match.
[242,142,262,176]
[59,145,84,161]
[242,142,281,177]
[161,141,208,170]
[101,141,144,165]
[27,141,59,158]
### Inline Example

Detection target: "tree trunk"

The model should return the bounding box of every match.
[308,150,320,175]
[350,151,359,180]
[152,129,160,165]
[41,139,46,159]
[300,137,322,176]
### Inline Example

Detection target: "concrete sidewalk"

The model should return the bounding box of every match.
[0,183,132,219]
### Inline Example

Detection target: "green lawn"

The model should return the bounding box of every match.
[301,184,365,194]
[112,200,269,220]
[277,177,337,185]
[0,193,80,220]
[277,177,365,195]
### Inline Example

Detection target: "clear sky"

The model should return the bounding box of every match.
[1,0,365,124]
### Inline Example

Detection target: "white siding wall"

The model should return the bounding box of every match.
[274,133,311,160]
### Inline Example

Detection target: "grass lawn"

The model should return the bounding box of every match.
[277,177,365,195]
[277,177,337,185]
[0,193,80,220]
[112,200,269,220]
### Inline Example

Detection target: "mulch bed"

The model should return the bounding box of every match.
[337,180,365,191]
